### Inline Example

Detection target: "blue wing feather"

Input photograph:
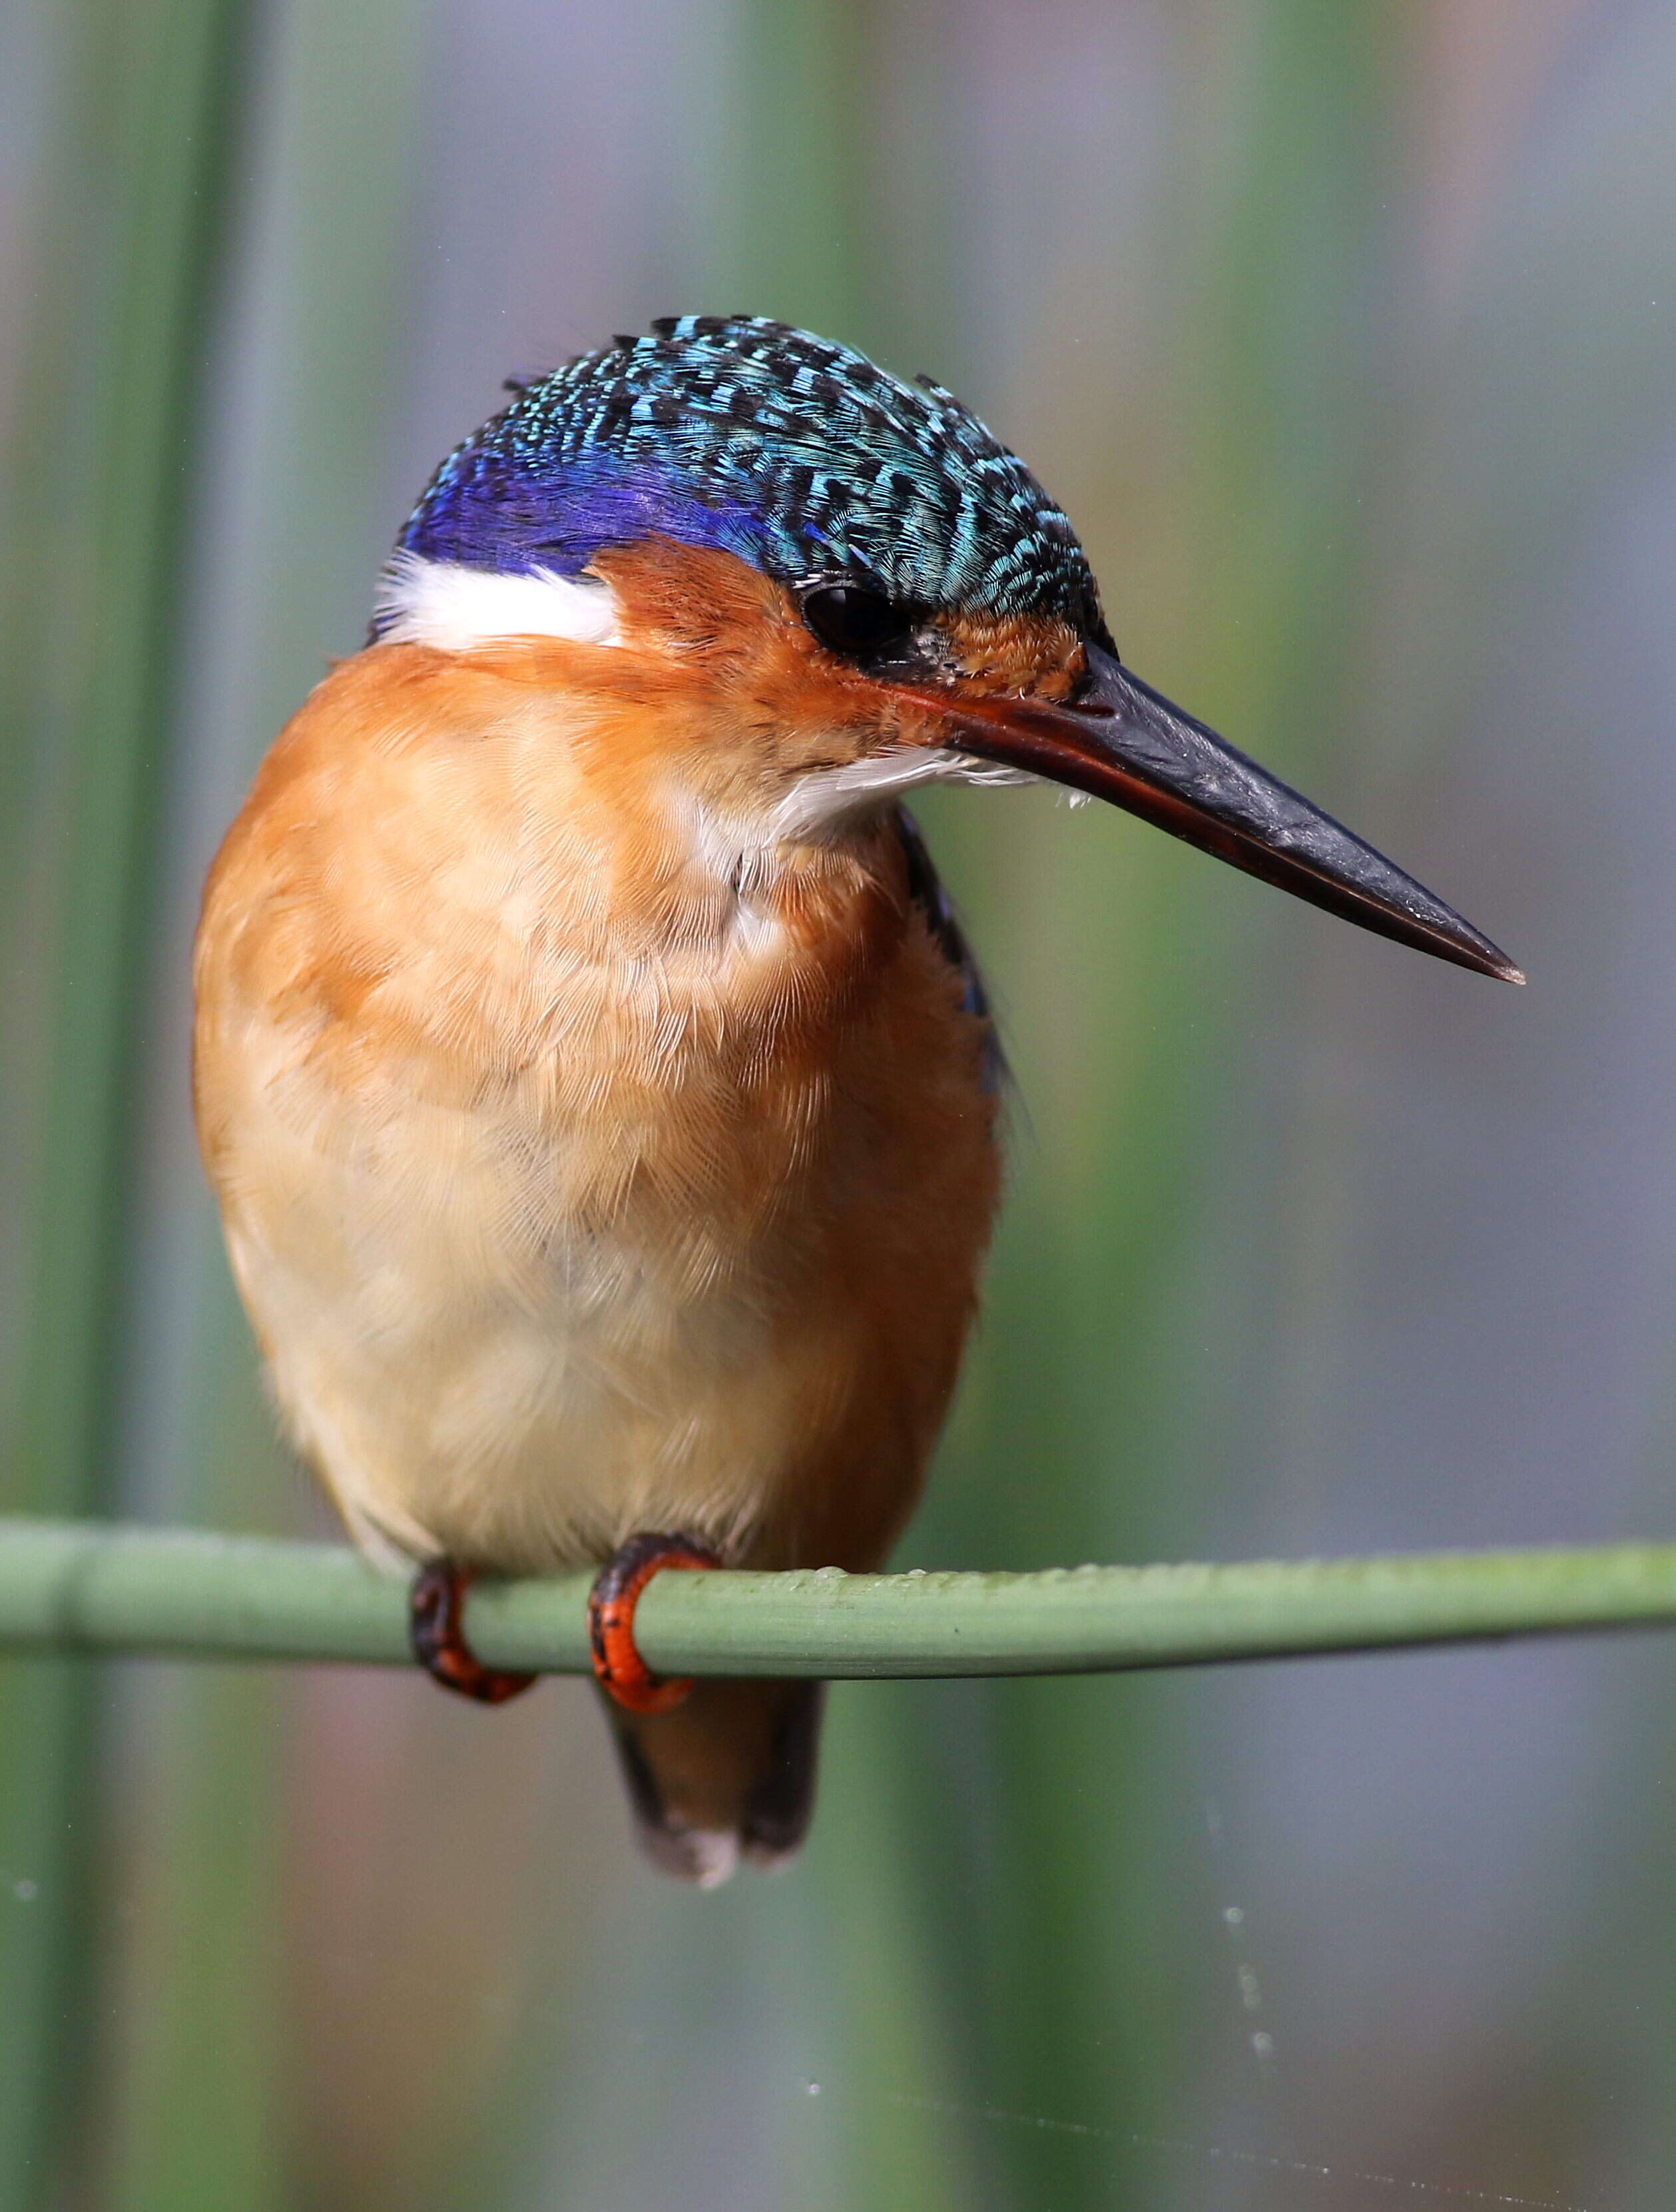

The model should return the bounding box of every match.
[893,806,1004,1093]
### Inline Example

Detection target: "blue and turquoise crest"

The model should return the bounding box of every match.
[398,316,1103,631]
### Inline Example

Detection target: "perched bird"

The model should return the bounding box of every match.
[194,316,1519,1883]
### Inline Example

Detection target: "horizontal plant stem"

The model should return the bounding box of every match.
[1,1517,1675,1679]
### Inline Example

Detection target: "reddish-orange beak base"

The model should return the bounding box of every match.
[889,642,1523,984]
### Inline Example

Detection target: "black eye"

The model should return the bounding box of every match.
[800,582,916,662]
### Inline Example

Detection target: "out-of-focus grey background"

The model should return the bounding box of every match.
[5,3,1676,2207]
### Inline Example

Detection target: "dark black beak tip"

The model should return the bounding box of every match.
[1368,915,1524,986]
[1449,940,1526,986]
[1444,920,1524,985]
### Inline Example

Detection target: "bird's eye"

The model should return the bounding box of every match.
[800,582,916,663]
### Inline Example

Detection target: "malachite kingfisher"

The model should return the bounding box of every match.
[193,316,1520,1884]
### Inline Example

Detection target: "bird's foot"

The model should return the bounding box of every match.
[588,1532,721,1714]
[410,1560,537,1705]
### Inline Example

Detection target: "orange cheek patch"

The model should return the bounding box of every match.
[593,538,899,767]
[591,536,786,656]
[939,610,1085,700]
[583,537,1089,769]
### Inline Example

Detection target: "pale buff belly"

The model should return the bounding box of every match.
[217,1056,904,1577]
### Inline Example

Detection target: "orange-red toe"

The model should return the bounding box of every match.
[587,1533,720,1713]
[410,1561,537,1705]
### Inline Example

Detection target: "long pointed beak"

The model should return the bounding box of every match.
[891,641,1522,983]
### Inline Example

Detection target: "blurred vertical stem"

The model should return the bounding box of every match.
[101,5,425,2207]
[0,1,246,2203]
[704,0,870,337]
[906,5,1396,2205]
[691,7,975,2208]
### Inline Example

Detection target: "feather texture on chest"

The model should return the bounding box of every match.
[194,636,1000,1576]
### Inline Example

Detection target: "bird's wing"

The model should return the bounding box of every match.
[892,805,1005,1092]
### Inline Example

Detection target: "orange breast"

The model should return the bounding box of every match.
[192,639,1001,1574]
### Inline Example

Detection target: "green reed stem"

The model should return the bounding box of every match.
[3,1518,1675,1678]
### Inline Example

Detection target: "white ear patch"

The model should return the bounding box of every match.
[374,550,622,652]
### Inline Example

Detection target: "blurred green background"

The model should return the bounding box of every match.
[6,1,1676,2205]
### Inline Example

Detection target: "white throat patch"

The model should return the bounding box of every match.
[772,748,1033,841]
[374,550,623,653]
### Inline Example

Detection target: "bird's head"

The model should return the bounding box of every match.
[378,315,1518,981]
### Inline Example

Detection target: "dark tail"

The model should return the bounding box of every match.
[601,1678,826,1886]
